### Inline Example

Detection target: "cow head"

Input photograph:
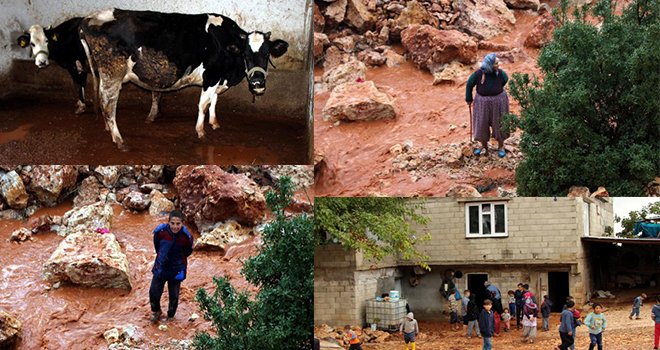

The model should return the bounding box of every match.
[17,25,52,68]
[235,31,288,96]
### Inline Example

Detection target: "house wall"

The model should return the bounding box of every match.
[314,198,615,325]
[0,0,312,117]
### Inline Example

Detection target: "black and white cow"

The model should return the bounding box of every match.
[79,8,288,149]
[17,17,163,121]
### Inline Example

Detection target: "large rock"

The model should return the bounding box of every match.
[314,32,330,60]
[1,170,29,209]
[73,176,104,208]
[392,0,439,38]
[324,0,348,26]
[60,201,114,236]
[346,0,375,33]
[173,166,266,227]
[504,0,540,10]
[323,81,397,122]
[194,221,253,251]
[43,231,131,290]
[149,190,175,216]
[456,0,516,40]
[28,165,78,206]
[524,12,558,48]
[446,184,481,197]
[322,58,367,91]
[314,3,325,31]
[0,311,21,348]
[122,191,150,212]
[94,166,120,188]
[567,186,590,198]
[401,25,478,72]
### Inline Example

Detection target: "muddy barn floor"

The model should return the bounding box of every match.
[0,94,308,164]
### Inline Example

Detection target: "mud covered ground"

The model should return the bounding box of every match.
[0,88,308,165]
[314,8,545,196]
[357,289,659,350]
[0,203,260,350]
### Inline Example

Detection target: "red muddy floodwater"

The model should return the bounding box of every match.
[0,90,307,165]
[314,9,544,196]
[0,203,259,350]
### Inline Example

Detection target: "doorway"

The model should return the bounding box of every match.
[467,273,489,309]
[548,271,570,312]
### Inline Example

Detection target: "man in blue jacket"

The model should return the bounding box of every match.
[149,210,194,323]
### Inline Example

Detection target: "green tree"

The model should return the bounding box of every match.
[193,177,314,349]
[314,197,431,268]
[615,200,660,236]
[506,0,660,196]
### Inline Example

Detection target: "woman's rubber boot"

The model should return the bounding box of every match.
[150,310,162,323]
[498,149,506,158]
[411,342,416,350]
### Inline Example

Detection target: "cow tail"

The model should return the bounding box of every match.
[80,35,99,115]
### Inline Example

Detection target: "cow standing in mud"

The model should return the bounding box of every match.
[79,8,288,149]
[17,17,163,120]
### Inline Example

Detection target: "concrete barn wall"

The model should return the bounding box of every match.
[0,0,313,124]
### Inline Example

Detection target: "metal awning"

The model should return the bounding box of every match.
[582,236,660,245]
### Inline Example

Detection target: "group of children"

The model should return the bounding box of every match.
[342,291,659,350]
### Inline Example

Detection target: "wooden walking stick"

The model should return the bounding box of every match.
[468,103,473,142]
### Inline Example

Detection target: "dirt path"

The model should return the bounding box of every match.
[0,203,258,349]
[314,9,544,196]
[360,305,656,350]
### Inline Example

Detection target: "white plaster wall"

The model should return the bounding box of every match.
[0,0,310,80]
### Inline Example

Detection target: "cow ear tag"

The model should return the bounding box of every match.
[52,33,58,42]
[17,34,29,48]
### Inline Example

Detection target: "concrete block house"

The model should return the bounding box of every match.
[314,197,614,326]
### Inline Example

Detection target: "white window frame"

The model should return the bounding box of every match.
[465,202,508,238]
[583,202,590,237]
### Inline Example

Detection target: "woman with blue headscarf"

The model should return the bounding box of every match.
[465,53,510,157]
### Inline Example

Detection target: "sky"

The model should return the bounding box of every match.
[612,197,660,233]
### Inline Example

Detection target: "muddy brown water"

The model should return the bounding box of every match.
[0,203,259,349]
[314,10,544,196]
[0,91,307,165]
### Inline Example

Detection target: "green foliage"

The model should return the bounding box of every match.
[314,197,431,268]
[507,0,660,196]
[193,177,314,350]
[615,200,660,236]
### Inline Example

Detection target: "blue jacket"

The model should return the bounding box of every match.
[653,305,660,323]
[478,309,495,337]
[152,223,194,280]
[633,296,643,308]
[541,299,553,318]
[559,309,575,333]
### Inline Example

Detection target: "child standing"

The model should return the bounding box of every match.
[508,290,517,320]
[466,293,482,339]
[462,290,471,329]
[584,303,607,350]
[344,325,363,350]
[558,300,576,350]
[448,290,461,331]
[629,293,646,320]
[400,312,419,350]
[479,299,495,350]
[652,295,660,350]
[541,295,553,331]
[502,308,512,332]
[521,294,538,343]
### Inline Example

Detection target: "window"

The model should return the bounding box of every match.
[465,202,508,237]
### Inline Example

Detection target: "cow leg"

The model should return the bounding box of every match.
[68,67,87,114]
[146,92,162,123]
[209,82,229,130]
[196,82,219,139]
[98,73,125,149]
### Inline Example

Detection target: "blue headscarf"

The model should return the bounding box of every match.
[480,53,497,74]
